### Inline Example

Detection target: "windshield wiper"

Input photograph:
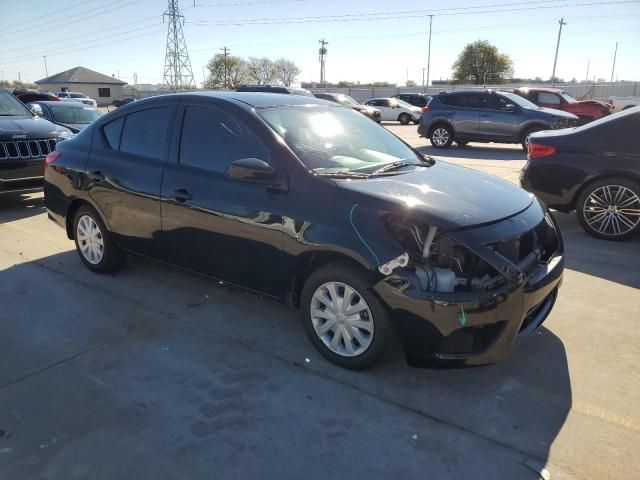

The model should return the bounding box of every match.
[371,160,418,176]
[316,171,370,179]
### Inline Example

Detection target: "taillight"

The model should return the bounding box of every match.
[421,106,430,113]
[527,142,556,160]
[44,150,61,169]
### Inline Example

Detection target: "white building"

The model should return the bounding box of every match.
[35,66,126,106]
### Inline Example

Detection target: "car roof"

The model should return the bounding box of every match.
[515,87,561,93]
[29,100,91,108]
[129,91,332,109]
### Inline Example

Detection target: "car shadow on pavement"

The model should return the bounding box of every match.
[0,193,45,225]
[1,250,572,478]
[417,144,527,161]
[552,210,640,288]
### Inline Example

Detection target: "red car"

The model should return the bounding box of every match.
[512,87,610,125]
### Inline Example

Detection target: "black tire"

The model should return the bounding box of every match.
[622,105,635,110]
[412,119,420,125]
[576,177,640,241]
[429,124,453,149]
[73,204,125,273]
[300,262,390,370]
[521,126,544,150]
[398,113,411,125]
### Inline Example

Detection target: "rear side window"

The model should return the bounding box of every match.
[538,92,561,105]
[179,105,269,174]
[120,107,171,160]
[103,117,124,150]
[442,94,482,108]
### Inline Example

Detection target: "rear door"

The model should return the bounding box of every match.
[159,101,287,295]
[441,93,480,137]
[86,102,175,256]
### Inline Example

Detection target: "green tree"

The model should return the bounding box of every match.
[452,40,513,85]
[273,58,301,86]
[205,53,247,89]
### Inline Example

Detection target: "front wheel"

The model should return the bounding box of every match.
[300,263,389,370]
[398,113,411,125]
[430,124,453,148]
[73,205,125,273]
[576,178,640,240]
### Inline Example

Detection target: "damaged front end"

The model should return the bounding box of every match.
[372,200,564,367]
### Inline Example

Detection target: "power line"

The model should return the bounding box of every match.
[197,0,307,6]
[0,0,103,36]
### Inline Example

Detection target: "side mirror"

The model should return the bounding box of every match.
[227,158,276,184]
[504,104,517,112]
[29,104,44,117]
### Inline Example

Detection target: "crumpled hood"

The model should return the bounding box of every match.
[0,115,71,139]
[336,161,534,231]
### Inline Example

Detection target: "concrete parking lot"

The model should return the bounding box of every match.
[1,126,638,479]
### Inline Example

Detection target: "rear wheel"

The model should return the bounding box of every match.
[398,113,411,125]
[430,124,453,148]
[73,205,125,273]
[576,178,640,240]
[300,263,389,370]
[521,126,544,150]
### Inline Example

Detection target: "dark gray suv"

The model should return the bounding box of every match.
[418,90,579,149]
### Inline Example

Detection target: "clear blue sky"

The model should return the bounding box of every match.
[0,0,638,86]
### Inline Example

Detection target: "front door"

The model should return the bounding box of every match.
[160,102,287,296]
[86,103,175,256]
[477,93,519,141]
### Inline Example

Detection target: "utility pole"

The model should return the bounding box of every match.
[202,66,206,88]
[133,72,138,85]
[163,0,195,91]
[42,55,49,77]
[18,72,21,82]
[319,39,328,85]
[221,46,229,89]
[421,67,426,89]
[585,59,590,83]
[551,17,566,87]
[610,42,618,82]
[426,15,433,89]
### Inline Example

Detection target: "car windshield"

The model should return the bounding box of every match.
[333,95,359,107]
[0,88,32,116]
[259,105,421,174]
[49,104,102,124]
[559,91,577,103]
[499,91,539,110]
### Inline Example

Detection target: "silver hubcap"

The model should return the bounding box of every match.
[432,128,449,146]
[310,282,374,357]
[583,185,640,237]
[77,215,104,265]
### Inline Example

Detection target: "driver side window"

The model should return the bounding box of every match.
[179,105,270,174]
[538,92,561,105]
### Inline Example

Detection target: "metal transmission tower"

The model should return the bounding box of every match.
[163,0,195,91]
[319,39,328,85]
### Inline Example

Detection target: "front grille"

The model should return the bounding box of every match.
[0,138,57,160]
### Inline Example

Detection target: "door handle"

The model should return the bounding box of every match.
[88,170,105,182]
[172,188,193,202]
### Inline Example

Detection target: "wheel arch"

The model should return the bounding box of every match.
[518,122,549,142]
[428,120,455,137]
[288,251,377,309]
[65,197,111,240]
[571,172,640,210]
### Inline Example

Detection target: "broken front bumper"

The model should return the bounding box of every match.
[373,206,565,367]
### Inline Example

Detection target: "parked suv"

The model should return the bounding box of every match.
[56,92,98,107]
[235,84,314,97]
[512,87,610,125]
[44,92,563,370]
[394,93,432,108]
[419,90,579,149]
[0,88,71,195]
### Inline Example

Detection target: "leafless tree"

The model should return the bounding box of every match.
[273,58,301,86]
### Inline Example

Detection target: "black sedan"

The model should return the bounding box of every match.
[314,92,382,122]
[27,100,102,133]
[44,92,563,370]
[521,107,640,241]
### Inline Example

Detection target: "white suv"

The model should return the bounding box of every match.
[364,97,422,124]
[57,92,97,108]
